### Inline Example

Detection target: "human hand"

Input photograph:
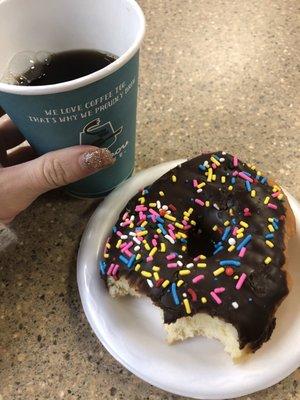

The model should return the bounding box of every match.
[0,115,115,224]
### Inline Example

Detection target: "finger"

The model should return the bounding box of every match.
[0,115,25,150]
[4,146,38,166]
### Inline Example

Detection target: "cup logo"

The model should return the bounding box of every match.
[79,117,123,149]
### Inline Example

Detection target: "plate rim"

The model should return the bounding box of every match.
[77,159,300,400]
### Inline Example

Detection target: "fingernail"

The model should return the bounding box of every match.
[80,148,115,171]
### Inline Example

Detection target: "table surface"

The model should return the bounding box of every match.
[0,0,299,399]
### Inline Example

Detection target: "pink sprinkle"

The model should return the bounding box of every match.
[232,227,238,236]
[195,198,204,206]
[236,273,247,290]
[107,263,115,276]
[238,172,253,182]
[138,212,146,221]
[183,224,192,230]
[193,179,198,187]
[120,242,127,249]
[214,287,226,294]
[150,215,157,223]
[167,263,178,269]
[122,219,131,227]
[149,208,159,216]
[233,155,238,167]
[154,234,159,239]
[121,241,133,252]
[168,229,176,239]
[124,250,133,257]
[135,205,147,212]
[210,291,222,305]
[112,264,120,276]
[182,220,188,226]
[166,253,177,260]
[192,274,205,284]
[238,247,247,257]
[122,212,129,221]
[232,170,239,176]
[212,163,217,169]
[193,255,201,262]
[152,239,158,247]
[146,256,153,262]
[168,224,175,231]
[244,207,250,213]
[272,191,280,198]
[116,231,123,238]
[268,203,278,210]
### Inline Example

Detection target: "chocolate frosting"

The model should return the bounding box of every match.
[101,152,289,351]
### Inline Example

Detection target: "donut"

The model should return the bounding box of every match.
[100,152,295,360]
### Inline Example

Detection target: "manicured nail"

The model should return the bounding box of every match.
[81,148,115,171]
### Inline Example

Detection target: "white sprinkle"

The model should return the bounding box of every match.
[213,203,220,210]
[186,263,194,269]
[197,188,203,193]
[147,279,154,288]
[162,205,168,210]
[130,215,135,221]
[204,160,209,167]
[222,151,226,155]
[157,201,161,209]
[166,210,171,214]
[228,238,236,245]
[177,261,183,267]
[232,302,239,309]
[178,255,183,259]
[121,235,128,240]
[129,232,136,237]
[183,293,187,298]
[219,157,225,162]
[133,237,141,244]
[134,246,140,251]
[165,235,175,244]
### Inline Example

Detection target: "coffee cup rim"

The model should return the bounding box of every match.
[0,0,145,96]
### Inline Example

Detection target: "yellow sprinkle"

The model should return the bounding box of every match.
[191,220,196,226]
[197,263,207,268]
[152,266,160,271]
[157,228,162,234]
[179,269,191,276]
[141,221,148,227]
[278,193,284,200]
[149,247,158,257]
[183,216,190,221]
[153,272,160,281]
[136,230,148,236]
[240,221,249,228]
[181,245,187,252]
[264,257,272,265]
[138,197,145,204]
[134,263,141,272]
[201,297,207,304]
[177,280,184,287]
[144,242,151,251]
[183,298,192,314]
[129,223,134,229]
[180,232,187,239]
[257,171,262,176]
[141,271,152,278]
[207,168,213,182]
[188,207,194,214]
[205,200,210,207]
[251,165,256,170]
[198,182,206,188]
[264,196,270,205]
[159,191,165,197]
[234,275,239,280]
[183,211,190,217]
[228,245,235,252]
[175,222,184,229]
[106,242,111,249]
[164,214,176,222]
[211,156,221,166]
[149,202,157,207]
[268,217,274,222]
[212,225,218,231]
[175,233,181,239]
[268,224,275,233]
[224,220,230,227]
[212,174,217,181]
[237,227,245,234]
[251,190,256,198]
[228,185,233,191]
[237,233,244,239]
[213,267,225,276]
[104,253,109,259]
[229,208,234,216]
[171,175,177,183]
[160,243,166,252]
[136,253,142,261]
[221,176,226,183]
[162,279,170,288]
[116,239,122,249]
[199,255,207,260]
[266,240,274,248]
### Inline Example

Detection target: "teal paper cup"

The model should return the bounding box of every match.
[0,0,145,197]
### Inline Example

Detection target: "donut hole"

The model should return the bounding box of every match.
[187,223,216,258]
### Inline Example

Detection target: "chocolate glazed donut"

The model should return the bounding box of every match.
[100,152,295,357]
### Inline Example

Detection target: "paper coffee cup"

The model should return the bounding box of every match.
[0,0,145,197]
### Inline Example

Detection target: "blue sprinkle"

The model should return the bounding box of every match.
[127,255,136,269]
[222,227,231,241]
[245,181,251,192]
[220,260,241,267]
[260,177,267,184]
[171,283,180,305]
[273,218,279,223]
[112,226,117,233]
[255,175,261,181]
[272,221,279,230]
[135,227,145,231]
[157,217,165,224]
[265,233,274,239]
[119,255,129,265]
[214,241,223,249]
[213,246,224,255]
[158,223,167,235]
[231,177,236,184]
[231,218,237,225]
[198,164,206,171]
[236,234,252,251]
[143,189,149,195]
[180,239,187,243]
[243,171,252,177]
[99,261,107,275]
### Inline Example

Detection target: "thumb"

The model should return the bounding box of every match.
[0,146,115,223]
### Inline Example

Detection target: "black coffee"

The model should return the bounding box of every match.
[16,50,117,86]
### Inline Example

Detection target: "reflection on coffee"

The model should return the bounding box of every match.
[1,50,117,86]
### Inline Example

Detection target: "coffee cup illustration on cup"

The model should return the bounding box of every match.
[79,118,123,149]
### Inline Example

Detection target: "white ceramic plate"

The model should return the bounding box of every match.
[77,160,300,400]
